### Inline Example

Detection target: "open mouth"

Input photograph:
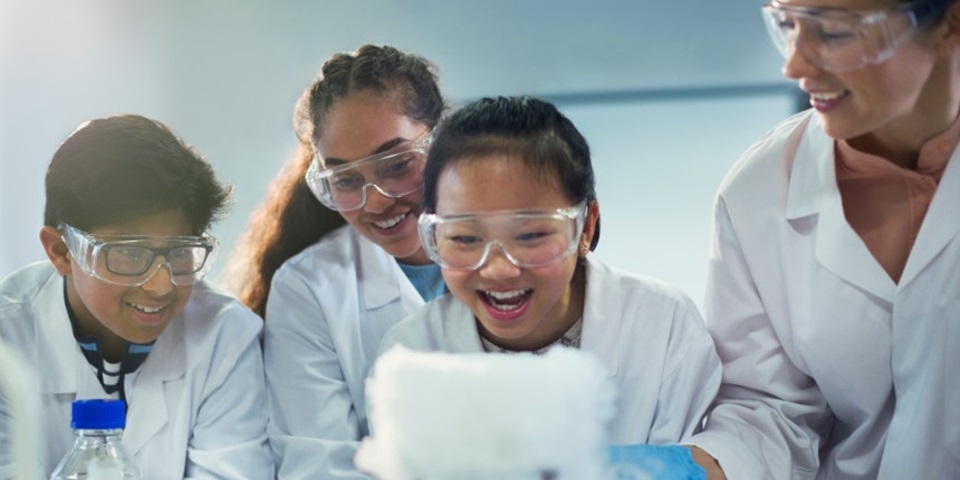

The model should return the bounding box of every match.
[480,288,532,313]
[808,89,849,112]
[370,211,411,233]
[127,302,167,314]
[810,90,846,101]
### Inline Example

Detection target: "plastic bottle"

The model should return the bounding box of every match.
[50,399,144,480]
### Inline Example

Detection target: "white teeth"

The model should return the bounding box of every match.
[483,289,531,312]
[486,289,527,300]
[129,303,164,314]
[810,91,845,101]
[373,213,406,229]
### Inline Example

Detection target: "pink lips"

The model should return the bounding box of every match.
[129,304,167,325]
[809,91,849,113]
[478,290,531,323]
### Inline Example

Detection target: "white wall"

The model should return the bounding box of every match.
[0,0,792,305]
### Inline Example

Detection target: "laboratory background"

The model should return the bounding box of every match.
[0,0,797,307]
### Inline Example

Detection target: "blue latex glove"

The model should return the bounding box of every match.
[607,444,706,480]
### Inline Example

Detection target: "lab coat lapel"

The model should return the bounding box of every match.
[358,234,421,311]
[33,273,82,396]
[442,299,485,353]
[579,256,618,379]
[899,147,960,288]
[791,117,895,303]
[122,315,185,457]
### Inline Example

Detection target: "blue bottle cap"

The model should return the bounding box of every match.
[71,399,125,430]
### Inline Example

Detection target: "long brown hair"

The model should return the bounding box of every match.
[225,45,445,318]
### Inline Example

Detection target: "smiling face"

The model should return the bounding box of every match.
[44,209,196,361]
[435,156,596,351]
[316,91,432,265]
[780,0,955,148]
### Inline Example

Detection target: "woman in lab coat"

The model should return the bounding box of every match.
[685,0,960,478]
[377,96,722,447]
[0,115,273,479]
[226,44,446,478]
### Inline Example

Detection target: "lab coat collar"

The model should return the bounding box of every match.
[579,255,618,379]
[785,112,828,220]
[34,272,87,395]
[442,299,487,353]
[787,114,895,303]
[122,314,185,457]
[357,232,423,310]
[899,145,960,288]
[33,269,184,457]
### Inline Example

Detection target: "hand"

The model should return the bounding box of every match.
[607,444,706,480]
[688,446,727,480]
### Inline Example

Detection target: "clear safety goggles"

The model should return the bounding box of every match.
[59,224,218,287]
[305,133,431,212]
[760,0,928,72]
[418,201,587,271]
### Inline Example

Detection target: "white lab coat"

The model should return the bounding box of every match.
[377,254,722,445]
[0,262,273,480]
[264,226,425,479]
[688,111,960,479]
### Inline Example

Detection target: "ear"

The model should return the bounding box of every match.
[40,226,72,276]
[579,200,600,256]
[937,1,960,54]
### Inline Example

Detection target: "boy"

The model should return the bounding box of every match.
[0,114,273,479]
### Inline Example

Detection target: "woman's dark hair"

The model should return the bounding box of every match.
[912,0,958,27]
[44,114,231,235]
[422,96,601,251]
[226,44,445,318]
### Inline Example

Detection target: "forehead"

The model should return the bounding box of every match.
[435,156,570,215]
[86,209,193,237]
[317,92,425,162]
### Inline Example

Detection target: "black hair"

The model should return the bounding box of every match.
[43,114,230,235]
[911,0,958,28]
[422,96,600,251]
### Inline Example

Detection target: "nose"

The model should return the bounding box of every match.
[781,34,821,80]
[477,243,522,280]
[362,183,395,214]
[140,262,175,296]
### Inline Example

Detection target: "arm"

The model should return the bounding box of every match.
[647,295,722,445]
[184,310,274,479]
[264,265,371,480]
[688,197,831,480]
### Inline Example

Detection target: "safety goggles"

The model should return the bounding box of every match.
[305,133,431,212]
[59,224,218,287]
[760,0,928,72]
[418,201,587,271]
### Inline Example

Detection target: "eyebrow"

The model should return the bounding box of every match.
[324,137,411,167]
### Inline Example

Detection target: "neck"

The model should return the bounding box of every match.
[396,247,433,266]
[848,54,960,168]
[65,284,127,363]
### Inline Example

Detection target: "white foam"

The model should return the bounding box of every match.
[356,345,616,480]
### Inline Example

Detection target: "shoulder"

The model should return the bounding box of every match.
[586,256,698,317]
[0,262,57,323]
[271,225,363,289]
[0,262,56,303]
[717,110,815,200]
[379,296,463,353]
[181,281,263,342]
